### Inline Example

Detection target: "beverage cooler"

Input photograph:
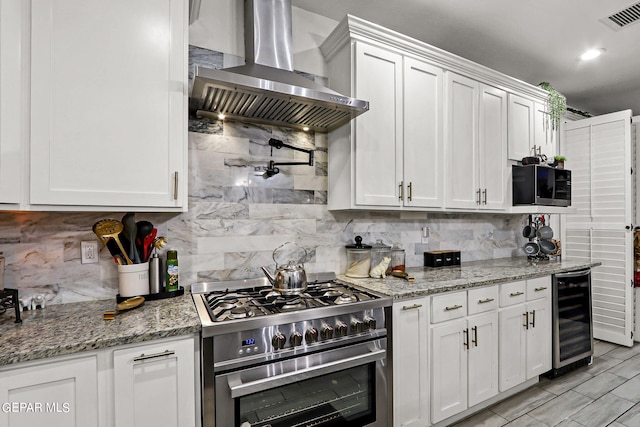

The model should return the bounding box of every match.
[550,269,593,377]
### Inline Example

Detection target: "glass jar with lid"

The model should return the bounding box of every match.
[345,236,372,278]
[370,239,392,275]
[390,245,406,272]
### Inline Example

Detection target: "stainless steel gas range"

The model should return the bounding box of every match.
[191,272,392,427]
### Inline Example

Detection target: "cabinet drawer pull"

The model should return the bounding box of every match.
[534,286,547,292]
[510,291,524,297]
[408,182,413,201]
[402,304,422,310]
[463,328,469,350]
[478,298,494,304]
[133,350,175,362]
[445,304,463,311]
[173,171,179,200]
[523,312,529,330]
[399,181,404,201]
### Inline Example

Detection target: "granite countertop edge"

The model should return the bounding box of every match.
[339,257,601,301]
[0,292,201,367]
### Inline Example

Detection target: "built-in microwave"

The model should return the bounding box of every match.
[512,165,571,207]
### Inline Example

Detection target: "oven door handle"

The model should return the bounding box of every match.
[227,348,385,399]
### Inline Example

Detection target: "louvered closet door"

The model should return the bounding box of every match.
[563,110,633,346]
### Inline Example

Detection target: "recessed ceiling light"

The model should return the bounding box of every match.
[579,48,606,61]
[302,126,310,132]
[217,112,225,120]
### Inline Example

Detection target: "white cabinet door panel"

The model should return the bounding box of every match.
[113,337,196,427]
[445,73,478,209]
[30,0,186,208]
[468,311,499,407]
[403,58,443,208]
[354,43,402,207]
[478,85,507,209]
[0,355,99,427]
[431,318,467,423]
[392,299,429,427]
[0,0,24,204]
[507,94,534,161]
[499,304,527,391]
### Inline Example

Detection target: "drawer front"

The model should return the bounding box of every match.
[431,292,467,323]
[499,281,527,307]
[468,286,498,315]
[527,276,551,301]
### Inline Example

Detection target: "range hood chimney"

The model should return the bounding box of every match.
[190,0,369,132]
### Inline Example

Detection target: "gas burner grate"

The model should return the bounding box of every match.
[202,280,381,322]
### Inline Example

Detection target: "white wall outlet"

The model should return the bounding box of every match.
[81,240,99,264]
[421,226,430,244]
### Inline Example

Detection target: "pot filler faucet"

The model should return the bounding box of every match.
[263,138,314,178]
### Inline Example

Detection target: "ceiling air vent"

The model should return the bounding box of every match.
[600,1,640,31]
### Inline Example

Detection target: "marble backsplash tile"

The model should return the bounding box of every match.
[0,46,530,307]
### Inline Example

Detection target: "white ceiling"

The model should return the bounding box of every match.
[292,0,640,116]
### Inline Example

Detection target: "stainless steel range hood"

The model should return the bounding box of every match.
[189,0,369,132]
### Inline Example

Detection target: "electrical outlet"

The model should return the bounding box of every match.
[81,241,99,264]
[421,226,430,244]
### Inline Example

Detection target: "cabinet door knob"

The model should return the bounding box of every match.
[463,328,469,350]
[482,188,487,205]
[523,312,529,330]
[472,325,478,347]
[399,181,404,201]
[476,188,481,205]
[408,182,413,201]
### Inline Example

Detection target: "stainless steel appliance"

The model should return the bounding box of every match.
[191,272,391,427]
[550,269,593,377]
[512,165,572,207]
[190,0,369,132]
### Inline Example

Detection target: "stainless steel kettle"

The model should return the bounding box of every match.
[261,242,308,295]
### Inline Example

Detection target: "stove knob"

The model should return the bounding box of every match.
[320,324,334,339]
[351,319,363,333]
[271,332,286,350]
[290,331,303,347]
[305,327,318,343]
[335,322,348,337]
[364,317,377,330]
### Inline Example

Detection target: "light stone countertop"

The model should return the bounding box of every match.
[339,257,600,300]
[0,291,201,367]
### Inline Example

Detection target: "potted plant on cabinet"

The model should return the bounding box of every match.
[538,82,567,133]
[554,155,566,169]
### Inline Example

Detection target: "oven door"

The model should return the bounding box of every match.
[214,339,387,427]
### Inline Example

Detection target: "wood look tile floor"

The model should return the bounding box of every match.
[452,341,640,427]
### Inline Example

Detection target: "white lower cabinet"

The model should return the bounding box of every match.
[112,337,197,427]
[429,287,499,424]
[392,298,429,427]
[0,335,197,427]
[0,354,100,427]
[499,277,552,391]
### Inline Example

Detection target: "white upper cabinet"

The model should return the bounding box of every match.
[445,72,506,210]
[0,0,24,206]
[321,15,548,213]
[508,94,556,162]
[28,0,188,211]
[325,39,444,211]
